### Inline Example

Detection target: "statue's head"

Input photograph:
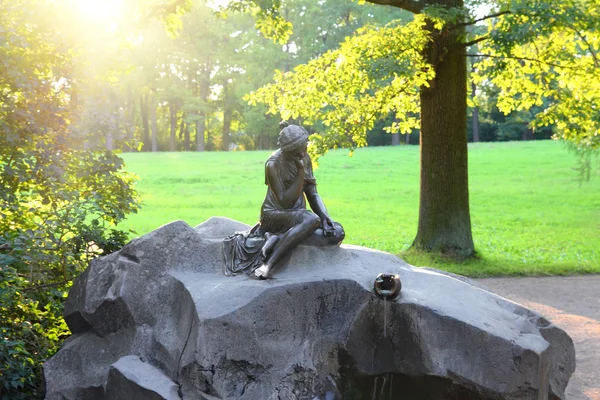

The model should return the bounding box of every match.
[277,121,308,160]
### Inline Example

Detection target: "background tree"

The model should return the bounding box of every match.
[244,0,600,258]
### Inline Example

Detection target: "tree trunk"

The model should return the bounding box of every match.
[184,122,190,151]
[140,94,150,152]
[197,115,207,152]
[222,108,232,151]
[206,119,211,150]
[196,68,210,152]
[105,131,113,151]
[169,103,177,152]
[523,125,531,141]
[124,91,135,152]
[149,96,158,152]
[222,81,234,151]
[405,133,410,144]
[196,120,204,152]
[180,114,190,151]
[391,133,400,145]
[412,16,474,258]
[179,113,185,141]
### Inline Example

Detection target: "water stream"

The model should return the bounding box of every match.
[384,298,387,338]
[372,273,402,400]
[372,299,393,400]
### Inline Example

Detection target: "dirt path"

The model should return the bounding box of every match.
[476,276,600,400]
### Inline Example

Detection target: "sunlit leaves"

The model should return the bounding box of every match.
[248,16,434,159]
[254,13,293,44]
[228,0,293,44]
[422,4,469,30]
[476,0,600,151]
[156,0,194,37]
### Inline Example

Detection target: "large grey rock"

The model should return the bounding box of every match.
[105,356,180,400]
[44,332,115,400]
[45,217,575,400]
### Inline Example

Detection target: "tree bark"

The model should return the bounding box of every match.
[205,119,212,150]
[180,114,190,151]
[169,103,177,152]
[149,96,158,152]
[179,114,184,140]
[195,63,211,152]
[184,122,190,149]
[140,94,150,152]
[392,133,400,145]
[124,91,135,152]
[196,120,204,151]
[222,109,232,151]
[221,81,233,151]
[221,106,233,151]
[105,131,113,151]
[412,13,474,258]
[197,79,209,152]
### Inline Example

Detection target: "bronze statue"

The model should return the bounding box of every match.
[223,122,344,279]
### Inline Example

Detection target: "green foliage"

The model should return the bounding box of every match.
[157,0,194,37]
[239,0,599,173]
[248,16,434,159]
[565,141,600,184]
[36,0,413,153]
[227,0,293,44]
[0,265,69,399]
[0,0,140,396]
[119,141,600,277]
[422,4,469,29]
[476,0,600,154]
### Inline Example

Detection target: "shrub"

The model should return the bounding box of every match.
[0,1,140,396]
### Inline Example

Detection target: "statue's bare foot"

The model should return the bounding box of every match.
[254,264,271,280]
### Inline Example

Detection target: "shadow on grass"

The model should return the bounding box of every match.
[399,248,600,278]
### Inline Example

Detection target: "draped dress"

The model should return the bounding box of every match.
[222,149,317,275]
[259,149,317,233]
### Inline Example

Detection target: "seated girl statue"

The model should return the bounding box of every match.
[223,122,344,279]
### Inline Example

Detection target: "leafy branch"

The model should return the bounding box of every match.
[457,10,511,27]
[465,53,580,70]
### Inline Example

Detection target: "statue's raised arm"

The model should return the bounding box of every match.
[223,122,344,279]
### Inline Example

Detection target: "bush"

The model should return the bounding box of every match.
[0,146,138,398]
[0,263,69,399]
[0,1,140,396]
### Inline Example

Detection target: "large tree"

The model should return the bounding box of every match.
[380,0,474,257]
[245,0,600,259]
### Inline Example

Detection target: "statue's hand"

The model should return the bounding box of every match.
[294,158,305,170]
[304,176,316,186]
[321,216,335,237]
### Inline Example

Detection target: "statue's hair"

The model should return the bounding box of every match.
[277,123,308,152]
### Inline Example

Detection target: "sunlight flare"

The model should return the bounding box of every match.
[71,0,125,27]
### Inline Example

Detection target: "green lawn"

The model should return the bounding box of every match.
[120,140,600,277]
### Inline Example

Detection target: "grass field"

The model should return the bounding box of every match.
[120,140,600,277]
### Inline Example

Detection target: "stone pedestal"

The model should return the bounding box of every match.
[44,217,575,400]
